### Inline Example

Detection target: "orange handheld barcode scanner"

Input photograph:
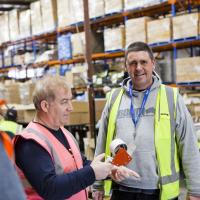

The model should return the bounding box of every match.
[110,139,134,166]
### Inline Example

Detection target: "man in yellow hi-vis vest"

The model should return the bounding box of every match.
[93,42,200,200]
[0,107,23,139]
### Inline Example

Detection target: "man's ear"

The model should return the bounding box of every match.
[40,100,49,113]
[152,60,156,70]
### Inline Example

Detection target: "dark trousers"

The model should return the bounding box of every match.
[111,190,178,200]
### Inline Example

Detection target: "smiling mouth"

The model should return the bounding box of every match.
[135,74,145,77]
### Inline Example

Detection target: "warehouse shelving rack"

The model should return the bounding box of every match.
[0,0,199,152]
[0,0,199,87]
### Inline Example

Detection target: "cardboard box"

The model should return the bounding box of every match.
[9,9,20,41]
[71,64,87,88]
[124,0,161,10]
[0,12,10,44]
[125,17,151,47]
[19,81,35,105]
[105,0,123,14]
[19,9,31,38]
[71,31,104,57]
[173,13,199,40]
[68,99,106,125]
[4,83,20,104]
[71,0,84,24]
[89,0,104,19]
[147,17,171,44]
[104,26,125,51]
[30,1,43,35]
[57,0,84,28]
[41,0,57,32]
[176,57,200,82]
[71,32,85,57]
[57,0,73,28]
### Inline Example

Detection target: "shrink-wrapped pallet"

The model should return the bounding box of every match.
[173,13,199,40]
[0,13,10,44]
[147,17,171,44]
[89,0,105,19]
[176,57,200,82]
[9,9,20,41]
[105,0,123,14]
[41,0,57,32]
[125,17,151,47]
[30,1,43,35]
[58,33,72,60]
[104,26,125,51]
[19,10,31,38]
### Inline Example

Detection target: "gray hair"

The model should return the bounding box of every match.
[33,75,70,110]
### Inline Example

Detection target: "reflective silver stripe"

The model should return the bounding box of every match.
[162,86,178,185]
[26,128,64,174]
[107,88,124,138]
[109,88,124,110]
[160,171,179,185]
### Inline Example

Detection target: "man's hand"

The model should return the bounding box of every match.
[110,166,140,182]
[91,153,113,180]
[92,190,104,200]
[188,196,200,200]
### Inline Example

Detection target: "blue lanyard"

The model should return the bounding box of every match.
[129,83,151,127]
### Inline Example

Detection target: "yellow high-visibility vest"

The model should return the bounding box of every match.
[0,120,23,135]
[104,84,179,200]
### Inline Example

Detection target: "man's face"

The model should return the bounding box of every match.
[126,51,155,90]
[47,88,73,128]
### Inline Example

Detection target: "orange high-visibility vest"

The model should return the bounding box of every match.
[0,130,13,159]
[13,122,87,200]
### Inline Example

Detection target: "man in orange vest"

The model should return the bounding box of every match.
[13,75,138,200]
[0,131,26,200]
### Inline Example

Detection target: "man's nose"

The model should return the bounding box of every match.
[135,62,143,70]
[67,101,73,112]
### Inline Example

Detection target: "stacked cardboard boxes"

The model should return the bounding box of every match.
[147,17,171,44]
[40,0,57,32]
[176,57,200,82]
[125,17,151,46]
[19,10,31,39]
[104,26,125,51]
[0,12,10,44]
[105,0,123,14]
[30,1,43,35]
[173,12,199,40]
[9,9,20,41]
[89,0,105,19]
